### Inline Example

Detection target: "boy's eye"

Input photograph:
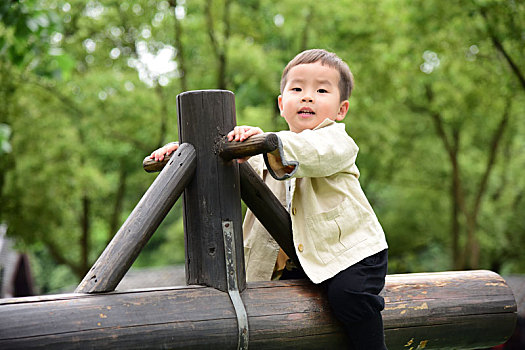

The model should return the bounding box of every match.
[318,88,328,93]
[291,87,302,92]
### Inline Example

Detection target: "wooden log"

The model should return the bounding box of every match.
[0,271,516,349]
[143,154,170,172]
[75,143,197,293]
[143,133,278,172]
[239,162,298,265]
[219,133,279,161]
[177,90,245,292]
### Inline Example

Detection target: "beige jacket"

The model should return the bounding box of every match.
[243,119,388,284]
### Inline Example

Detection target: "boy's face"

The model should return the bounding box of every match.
[278,61,349,133]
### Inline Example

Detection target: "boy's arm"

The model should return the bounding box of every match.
[266,123,359,180]
[265,149,297,178]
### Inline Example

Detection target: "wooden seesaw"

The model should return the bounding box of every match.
[0,90,516,349]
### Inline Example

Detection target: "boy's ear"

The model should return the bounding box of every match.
[336,100,350,121]
[277,95,284,115]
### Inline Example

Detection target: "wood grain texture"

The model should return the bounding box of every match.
[239,162,298,266]
[143,154,169,172]
[75,143,197,293]
[177,90,245,292]
[219,133,279,161]
[143,133,279,172]
[1,270,516,349]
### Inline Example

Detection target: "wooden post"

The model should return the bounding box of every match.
[75,143,197,293]
[177,90,245,292]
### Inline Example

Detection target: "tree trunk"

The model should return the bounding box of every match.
[108,167,127,245]
[80,195,90,277]
[463,99,511,268]
[451,131,462,269]
[155,85,169,148]
[171,0,188,92]
[205,0,232,90]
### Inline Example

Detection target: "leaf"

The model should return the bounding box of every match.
[0,123,12,154]
[34,14,50,28]
[53,52,76,81]
[26,18,40,32]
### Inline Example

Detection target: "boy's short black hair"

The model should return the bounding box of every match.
[280,49,354,102]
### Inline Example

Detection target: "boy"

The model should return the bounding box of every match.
[151,49,388,349]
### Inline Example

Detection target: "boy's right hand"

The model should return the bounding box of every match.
[227,125,263,142]
[227,126,263,163]
[149,142,179,162]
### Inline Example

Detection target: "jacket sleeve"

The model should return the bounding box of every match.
[246,153,265,177]
[265,123,359,180]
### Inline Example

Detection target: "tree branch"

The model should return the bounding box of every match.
[300,6,314,51]
[480,7,525,90]
[472,98,511,220]
[42,238,83,278]
[205,0,220,59]
[20,74,85,118]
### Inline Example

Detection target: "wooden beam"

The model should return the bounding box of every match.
[1,271,516,349]
[239,162,298,265]
[75,143,197,293]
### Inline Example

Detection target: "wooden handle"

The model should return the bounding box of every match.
[219,133,279,161]
[143,155,171,173]
[143,133,279,172]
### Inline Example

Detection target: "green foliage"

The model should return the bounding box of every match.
[0,124,11,155]
[1,0,524,293]
[0,0,74,80]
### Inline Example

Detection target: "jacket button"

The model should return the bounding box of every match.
[298,244,304,252]
[292,207,297,215]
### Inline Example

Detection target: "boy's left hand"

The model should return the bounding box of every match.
[149,142,179,162]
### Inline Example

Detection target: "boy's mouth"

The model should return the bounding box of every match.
[298,107,315,116]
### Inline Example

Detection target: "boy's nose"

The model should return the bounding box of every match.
[301,95,313,103]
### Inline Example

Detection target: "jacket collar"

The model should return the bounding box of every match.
[313,118,336,130]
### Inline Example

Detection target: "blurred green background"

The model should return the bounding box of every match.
[0,0,524,294]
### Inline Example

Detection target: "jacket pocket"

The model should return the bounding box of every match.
[306,197,369,264]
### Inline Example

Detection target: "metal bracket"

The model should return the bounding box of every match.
[222,221,249,350]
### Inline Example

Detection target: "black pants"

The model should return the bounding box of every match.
[281,249,388,350]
